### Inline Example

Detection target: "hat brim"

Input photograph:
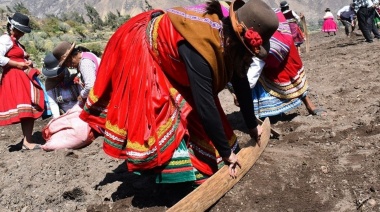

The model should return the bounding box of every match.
[58,42,76,67]
[256,40,269,59]
[42,66,66,78]
[229,1,268,59]
[280,3,289,7]
[7,17,31,33]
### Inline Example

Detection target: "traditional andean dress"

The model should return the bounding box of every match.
[251,9,308,118]
[282,9,305,47]
[80,4,242,184]
[0,35,44,126]
[322,12,338,33]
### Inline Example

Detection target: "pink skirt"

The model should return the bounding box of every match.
[322,18,338,32]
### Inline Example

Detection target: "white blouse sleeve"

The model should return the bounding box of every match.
[79,58,97,99]
[247,57,266,89]
[292,11,301,22]
[323,12,334,19]
[0,34,13,66]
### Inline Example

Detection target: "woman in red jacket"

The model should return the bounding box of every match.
[80,0,278,184]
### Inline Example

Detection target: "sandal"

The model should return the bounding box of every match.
[22,144,42,150]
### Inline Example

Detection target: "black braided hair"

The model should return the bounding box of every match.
[205,0,225,20]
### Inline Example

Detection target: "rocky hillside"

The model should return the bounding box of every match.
[2,0,351,26]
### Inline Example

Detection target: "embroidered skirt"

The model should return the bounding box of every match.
[252,81,306,118]
[288,22,305,46]
[0,68,44,126]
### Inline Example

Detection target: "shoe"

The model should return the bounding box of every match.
[22,144,42,150]
[365,40,373,43]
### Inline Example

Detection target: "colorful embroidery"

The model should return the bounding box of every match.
[167,8,223,30]
[270,37,291,62]
[260,69,308,99]
[105,120,127,137]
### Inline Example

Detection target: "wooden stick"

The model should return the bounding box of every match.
[300,14,310,53]
[256,117,280,138]
[167,118,271,212]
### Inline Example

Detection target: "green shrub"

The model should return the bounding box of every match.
[38,31,48,39]
[59,34,77,43]
[41,17,61,35]
[43,40,54,52]
[58,22,70,33]
[81,42,105,57]
[74,25,87,39]
[4,3,132,70]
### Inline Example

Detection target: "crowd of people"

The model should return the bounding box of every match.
[353,0,380,43]
[1,0,376,199]
[321,0,380,43]
[279,0,380,46]
[0,12,101,150]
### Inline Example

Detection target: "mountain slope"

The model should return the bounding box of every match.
[2,0,351,26]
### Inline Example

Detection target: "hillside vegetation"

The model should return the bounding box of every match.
[1,3,129,68]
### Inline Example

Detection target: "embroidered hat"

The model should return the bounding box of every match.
[280,1,289,8]
[42,53,67,78]
[52,41,76,67]
[7,12,32,33]
[229,0,279,59]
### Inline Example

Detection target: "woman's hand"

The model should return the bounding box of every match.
[26,60,34,68]
[249,125,263,146]
[77,95,85,108]
[73,76,81,84]
[223,152,241,178]
[14,61,31,70]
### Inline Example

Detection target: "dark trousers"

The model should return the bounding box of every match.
[340,19,354,36]
[367,7,380,38]
[357,7,373,42]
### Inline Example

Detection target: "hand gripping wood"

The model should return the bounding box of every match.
[167,117,271,212]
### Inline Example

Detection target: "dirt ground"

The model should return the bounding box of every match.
[1,29,380,212]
